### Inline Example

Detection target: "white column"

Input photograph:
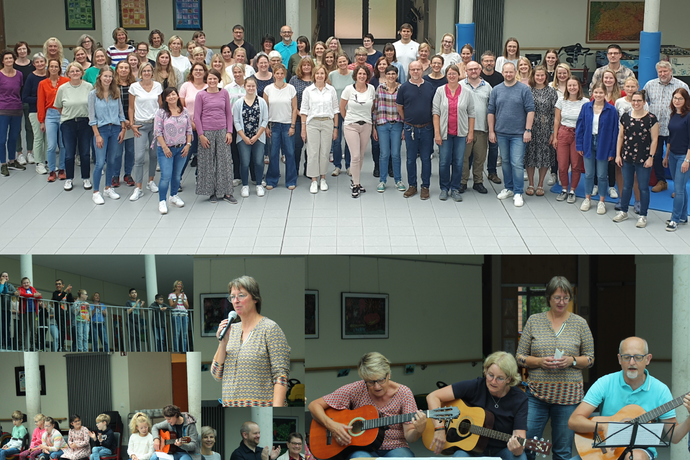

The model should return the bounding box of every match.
[100,0,118,49]
[144,255,158,306]
[24,352,41,424]
[671,256,690,460]
[19,254,32,281]
[458,0,473,23]
[251,407,273,447]
[285,0,300,37]
[643,0,660,32]
[186,352,202,424]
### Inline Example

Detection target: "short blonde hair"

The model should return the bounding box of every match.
[517,56,532,76]
[358,352,391,381]
[12,410,23,421]
[35,414,46,423]
[129,412,151,434]
[65,62,84,77]
[483,351,521,387]
[96,414,111,424]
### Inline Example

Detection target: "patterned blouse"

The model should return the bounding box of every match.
[620,112,658,164]
[516,312,595,405]
[61,427,91,460]
[242,98,261,138]
[374,82,402,125]
[322,380,418,450]
[289,76,313,112]
[154,108,193,146]
[211,316,291,407]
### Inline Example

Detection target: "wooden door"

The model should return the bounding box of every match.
[171,361,188,412]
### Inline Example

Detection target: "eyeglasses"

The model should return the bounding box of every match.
[228,293,248,302]
[672,96,685,101]
[364,374,388,386]
[486,372,506,383]
[620,354,648,362]
[289,442,303,447]
[552,296,570,303]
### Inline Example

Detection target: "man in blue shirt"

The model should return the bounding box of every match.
[274,25,297,68]
[569,337,690,460]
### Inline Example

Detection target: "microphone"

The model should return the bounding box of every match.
[218,311,238,341]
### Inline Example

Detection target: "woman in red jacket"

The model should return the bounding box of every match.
[17,277,41,351]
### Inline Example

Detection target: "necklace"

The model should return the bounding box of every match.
[489,393,502,408]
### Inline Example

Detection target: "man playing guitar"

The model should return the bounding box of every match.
[151,405,200,460]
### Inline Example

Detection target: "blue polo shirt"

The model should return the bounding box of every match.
[274,41,297,68]
[396,80,435,125]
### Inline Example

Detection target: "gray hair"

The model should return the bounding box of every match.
[655,61,672,71]
[481,50,496,60]
[358,352,391,380]
[228,276,262,313]
[545,276,574,302]
[200,426,217,438]
[32,52,46,63]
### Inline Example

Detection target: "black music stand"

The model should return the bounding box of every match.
[592,421,675,460]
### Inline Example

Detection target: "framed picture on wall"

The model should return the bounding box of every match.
[272,416,298,448]
[65,0,95,30]
[173,0,203,30]
[341,293,388,339]
[587,1,644,43]
[305,290,318,339]
[119,0,149,29]
[201,293,233,337]
[15,366,47,396]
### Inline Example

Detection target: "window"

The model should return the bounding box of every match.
[334,0,397,41]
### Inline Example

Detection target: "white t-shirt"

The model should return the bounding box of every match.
[264,83,297,123]
[555,97,589,128]
[225,65,256,83]
[592,112,600,135]
[341,84,375,125]
[440,52,461,74]
[496,56,521,74]
[393,40,419,75]
[129,81,163,121]
[171,54,192,75]
[614,96,649,118]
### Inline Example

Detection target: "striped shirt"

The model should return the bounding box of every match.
[374,82,402,125]
[643,77,690,136]
[107,45,135,66]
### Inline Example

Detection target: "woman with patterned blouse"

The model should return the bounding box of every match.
[516,276,594,460]
[211,275,290,407]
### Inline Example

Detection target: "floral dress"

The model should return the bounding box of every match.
[60,427,91,460]
[525,85,558,168]
[620,112,658,164]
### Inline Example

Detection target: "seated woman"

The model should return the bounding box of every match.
[277,433,304,460]
[426,352,527,460]
[60,415,91,460]
[199,426,220,460]
[308,352,427,458]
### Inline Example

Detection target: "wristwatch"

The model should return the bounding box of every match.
[525,129,532,133]
[572,357,577,368]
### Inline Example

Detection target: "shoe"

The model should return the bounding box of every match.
[496,156,502,166]
[264,155,270,164]
[28,152,37,164]
[147,180,158,192]
[156,164,160,172]
[329,152,333,162]
[265,185,274,190]
[497,189,514,200]
[351,184,360,198]
[288,185,296,190]
[420,187,430,200]
[451,190,463,202]
[597,201,606,215]
[459,183,467,193]
[58,169,66,180]
[439,190,448,201]
[396,181,406,191]
[0,164,8,177]
[123,174,134,186]
[83,179,92,190]
[547,172,556,186]
[112,177,120,187]
[47,171,57,182]
[104,188,120,200]
[159,200,168,214]
[666,221,678,232]
[373,167,380,178]
[536,186,545,196]
[241,185,250,197]
[129,188,143,201]
[525,185,535,196]
[666,219,687,225]
[92,192,104,205]
[567,192,576,204]
[556,191,568,201]
[16,153,27,165]
[190,155,198,167]
[524,171,528,181]
[281,154,286,163]
[633,201,641,214]
[320,178,328,191]
[609,186,618,199]
[36,163,48,174]
[256,185,266,197]
[233,178,242,186]
[377,182,385,193]
[170,195,185,207]
[488,173,502,184]
[614,199,622,211]
[404,186,417,198]
[636,216,647,228]
[8,161,25,170]
[592,185,598,196]
[580,198,591,211]
[347,168,352,176]
[209,194,218,203]
[513,193,524,207]
[652,180,667,192]
[64,179,73,191]
[359,184,366,193]
[310,181,318,194]
[223,195,238,204]
[75,154,81,166]
[612,211,628,223]
[331,167,341,176]
[473,183,488,194]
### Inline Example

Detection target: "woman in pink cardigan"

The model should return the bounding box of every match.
[60,415,91,460]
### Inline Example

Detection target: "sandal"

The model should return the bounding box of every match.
[536,187,545,196]
[525,185,535,196]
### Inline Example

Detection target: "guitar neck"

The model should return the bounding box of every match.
[362,411,430,430]
[635,393,688,424]
[468,424,523,445]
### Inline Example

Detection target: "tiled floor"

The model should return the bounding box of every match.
[2,155,690,254]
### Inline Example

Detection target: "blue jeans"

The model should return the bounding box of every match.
[487,139,499,175]
[154,326,168,352]
[525,391,577,460]
[266,122,297,188]
[173,314,189,353]
[93,124,121,191]
[61,117,93,180]
[0,447,20,460]
[238,140,265,186]
[333,115,351,169]
[45,108,65,171]
[157,145,186,201]
[653,135,669,182]
[621,161,651,216]
[669,152,690,223]
[76,321,89,352]
[91,322,109,352]
[439,135,467,192]
[48,324,60,351]
[90,446,112,460]
[112,137,134,179]
[496,134,526,195]
[294,120,306,174]
[151,452,192,460]
[404,124,433,188]
[454,447,526,460]
[377,122,403,184]
[42,451,63,460]
[0,114,21,164]
[349,447,414,458]
[181,130,198,177]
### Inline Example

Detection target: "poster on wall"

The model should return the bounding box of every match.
[65,0,95,30]
[587,1,644,43]
[173,0,202,30]
[119,0,149,29]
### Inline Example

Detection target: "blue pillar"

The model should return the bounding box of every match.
[638,31,661,88]
[456,23,475,51]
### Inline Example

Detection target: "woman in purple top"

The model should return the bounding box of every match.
[194,69,235,203]
[0,49,26,177]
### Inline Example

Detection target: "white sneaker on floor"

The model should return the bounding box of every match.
[159,200,168,214]
[83,178,92,190]
[35,163,48,174]
[256,185,266,197]
[64,179,73,191]
[309,181,318,193]
[609,186,618,199]
[170,195,185,207]
[597,201,606,215]
[320,178,328,191]
[497,189,514,200]
[147,180,159,192]
[129,188,143,201]
[580,197,591,211]
[636,216,647,228]
[104,188,120,200]
[16,153,27,165]
[92,192,104,205]
[513,193,524,207]
[612,211,628,223]
[27,152,35,164]
[331,168,341,176]
[241,185,250,197]
[233,178,242,186]
[592,185,598,196]
[547,173,556,186]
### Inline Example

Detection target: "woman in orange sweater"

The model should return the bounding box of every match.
[37,58,68,182]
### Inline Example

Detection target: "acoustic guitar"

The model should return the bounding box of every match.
[308,405,459,459]
[574,392,689,460]
[156,429,191,454]
[421,399,552,456]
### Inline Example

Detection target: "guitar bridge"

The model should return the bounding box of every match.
[326,430,332,446]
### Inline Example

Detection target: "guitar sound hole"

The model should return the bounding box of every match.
[458,420,471,436]
[351,421,364,434]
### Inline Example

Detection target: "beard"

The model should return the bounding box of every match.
[626,369,639,379]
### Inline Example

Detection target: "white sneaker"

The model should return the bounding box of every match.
[547,172,556,186]
[233,178,242,186]
[310,181,318,194]
[241,185,250,197]
[320,178,328,191]
[64,179,73,191]
[27,152,36,164]
[636,216,647,228]
[170,195,185,207]
[592,185,598,196]
[513,193,524,207]
[104,188,120,200]
[159,200,168,214]
[597,201,606,215]
[16,153,27,165]
[580,197,591,211]
[156,164,161,172]
[609,186,618,199]
[497,189,514,200]
[92,192,104,205]
[35,163,48,174]
[129,188,144,201]
[612,211,628,223]
[83,178,92,190]
[523,171,528,181]
[147,180,159,192]
[256,185,266,197]
[331,167,341,176]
